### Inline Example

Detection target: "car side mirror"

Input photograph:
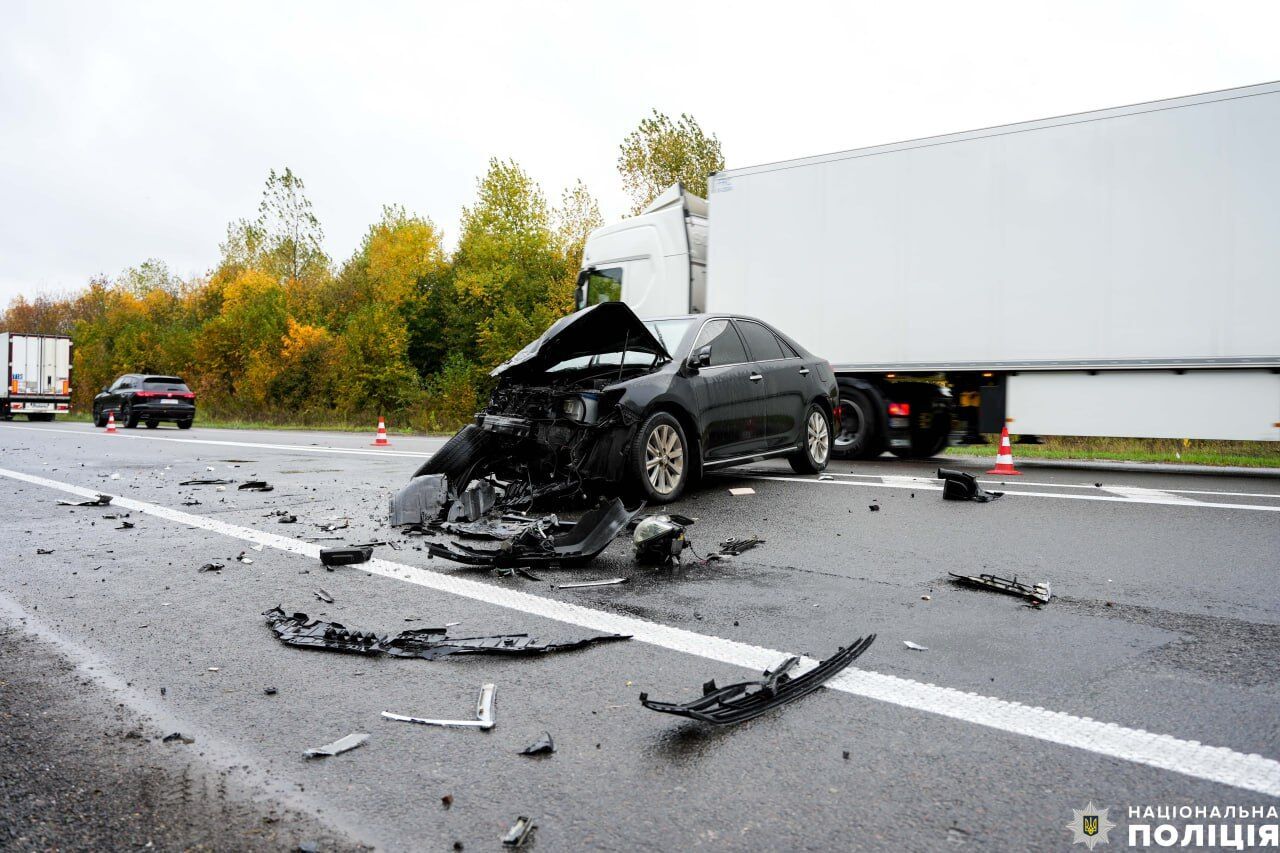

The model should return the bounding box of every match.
[101,387,109,394]
[686,345,712,370]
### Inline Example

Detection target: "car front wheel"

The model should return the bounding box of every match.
[631,412,690,503]
[789,404,832,474]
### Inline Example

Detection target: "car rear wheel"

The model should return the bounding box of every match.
[178,419,193,430]
[122,402,139,428]
[145,420,159,429]
[631,412,689,503]
[789,404,832,474]
[94,408,107,427]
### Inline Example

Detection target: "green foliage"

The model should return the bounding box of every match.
[618,110,725,213]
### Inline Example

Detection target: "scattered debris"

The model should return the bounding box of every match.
[921,595,931,601]
[868,503,879,512]
[388,473,450,527]
[1094,482,1103,488]
[236,552,254,564]
[318,518,350,532]
[903,640,929,651]
[633,514,689,564]
[198,562,225,573]
[264,608,630,660]
[36,548,54,555]
[554,578,628,589]
[264,687,278,695]
[440,794,453,808]
[949,572,1051,605]
[238,481,274,492]
[519,731,555,756]
[427,499,641,568]
[728,487,755,496]
[116,521,135,530]
[314,588,335,604]
[716,536,764,557]
[640,636,876,724]
[278,514,298,524]
[319,546,373,567]
[179,478,234,486]
[181,497,201,506]
[937,468,1003,502]
[383,684,496,730]
[303,732,369,758]
[57,494,112,507]
[502,816,536,848]
[161,732,194,744]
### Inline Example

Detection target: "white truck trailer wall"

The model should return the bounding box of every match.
[2,333,72,397]
[706,83,1280,371]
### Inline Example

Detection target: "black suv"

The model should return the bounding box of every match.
[93,375,196,429]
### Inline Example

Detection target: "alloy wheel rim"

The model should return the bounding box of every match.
[808,411,830,464]
[645,424,684,495]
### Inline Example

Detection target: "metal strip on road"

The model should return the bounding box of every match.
[0,423,440,458]
[2,464,1277,799]
[740,474,1280,513]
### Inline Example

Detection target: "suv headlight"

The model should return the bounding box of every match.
[561,397,586,422]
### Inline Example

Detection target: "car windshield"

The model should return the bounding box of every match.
[143,377,190,392]
[644,318,695,354]
[545,350,661,373]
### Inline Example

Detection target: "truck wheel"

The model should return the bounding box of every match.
[888,385,952,459]
[832,387,884,460]
[788,403,832,474]
[26,413,55,422]
[630,411,690,503]
[178,419,193,430]
[411,424,497,485]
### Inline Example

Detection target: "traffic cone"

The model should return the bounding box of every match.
[371,416,390,447]
[106,411,117,434]
[986,426,1021,475]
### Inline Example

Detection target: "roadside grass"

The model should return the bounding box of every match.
[944,436,1280,468]
[54,412,452,436]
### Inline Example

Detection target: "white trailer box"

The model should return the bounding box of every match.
[1,332,73,420]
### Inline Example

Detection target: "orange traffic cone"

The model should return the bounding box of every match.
[371,416,390,447]
[986,427,1021,475]
[106,411,117,434]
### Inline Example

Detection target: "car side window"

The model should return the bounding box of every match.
[692,319,748,367]
[735,320,787,361]
[111,377,129,391]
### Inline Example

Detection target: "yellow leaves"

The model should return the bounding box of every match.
[362,206,446,305]
[618,110,724,213]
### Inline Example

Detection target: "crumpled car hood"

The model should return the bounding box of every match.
[490,301,671,380]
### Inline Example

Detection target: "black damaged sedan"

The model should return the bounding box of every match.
[422,302,837,503]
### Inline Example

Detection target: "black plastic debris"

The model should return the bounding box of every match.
[633,514,689,564]
[198,562,225,573]
[278,514,297,524]
[181,497,201,506]
[448,479,497,522]
[717,536,764,557]
[318,518,349,532]
[314,588,334,603]
[388,473,450,527]
[238,481,274,492]
[640,636,876,725]
[36,548,53,555]
[427,499,641,568]
[179,478,234,486]
[319,546,373,567]
[57,494,112,507]
[868,504,880,512]
[162,732,194,744]
[303,731,368,758]
[937,468,1003,502]
[502,816,536,848]
[116,521,135,530]
[519,732,555,756]
[949,572,1051,604]
[382,684,496,730]
[264,686,278,695]
[264,607,629,661]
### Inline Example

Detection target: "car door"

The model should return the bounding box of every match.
[734,320,809,450]
[107,376,132,413]
[685,319,767,461]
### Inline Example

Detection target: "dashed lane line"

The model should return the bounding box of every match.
[2,464,1277,798]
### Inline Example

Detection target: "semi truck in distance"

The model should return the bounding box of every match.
[577,81,1280,458]
[1,332,73,421]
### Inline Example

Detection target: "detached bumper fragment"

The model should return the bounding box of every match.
[426,498,641,567]
[264,607,629,660]
[639,635,876,725]
[949,572,1051,604]
[937,468,1004,502]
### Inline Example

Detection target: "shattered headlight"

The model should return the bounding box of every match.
[561,397,586,421]
[633,514,688,563]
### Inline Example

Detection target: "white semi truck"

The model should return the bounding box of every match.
[577,81,1280,458]
[1,333,73,421]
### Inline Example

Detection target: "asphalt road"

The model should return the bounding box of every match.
[1,420,1277,852]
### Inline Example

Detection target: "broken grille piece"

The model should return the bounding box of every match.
[639,635,876,725]
[948,572,1051,604]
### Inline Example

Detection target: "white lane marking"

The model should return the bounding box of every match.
[1104,486,1200,505]
[0,423,441,459]
[808,469,1280,500]
[739,474,1280,513]
[3,465,1277,799]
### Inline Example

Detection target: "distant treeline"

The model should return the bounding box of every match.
[1,113,724,430]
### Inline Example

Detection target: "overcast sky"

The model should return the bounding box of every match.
[1,0,1277,306]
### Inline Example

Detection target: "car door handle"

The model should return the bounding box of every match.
[749,373,763,382]
[798,368,810,376]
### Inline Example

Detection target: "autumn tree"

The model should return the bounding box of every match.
[554,179,604,279]
[255,167,329,285]
[618,110,725,212]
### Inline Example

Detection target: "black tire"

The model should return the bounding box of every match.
[94,408,107,428]
[832,386,885,460]
[887,385,952,459]
[178,419,193,430]
[26,413,55,422]
[411,424,497,484]
[123,402,139,428]
[789,403,833,474]
[629,411,690,503]
[145,420,159,429]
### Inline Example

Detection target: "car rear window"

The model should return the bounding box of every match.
[143,377,190,392]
